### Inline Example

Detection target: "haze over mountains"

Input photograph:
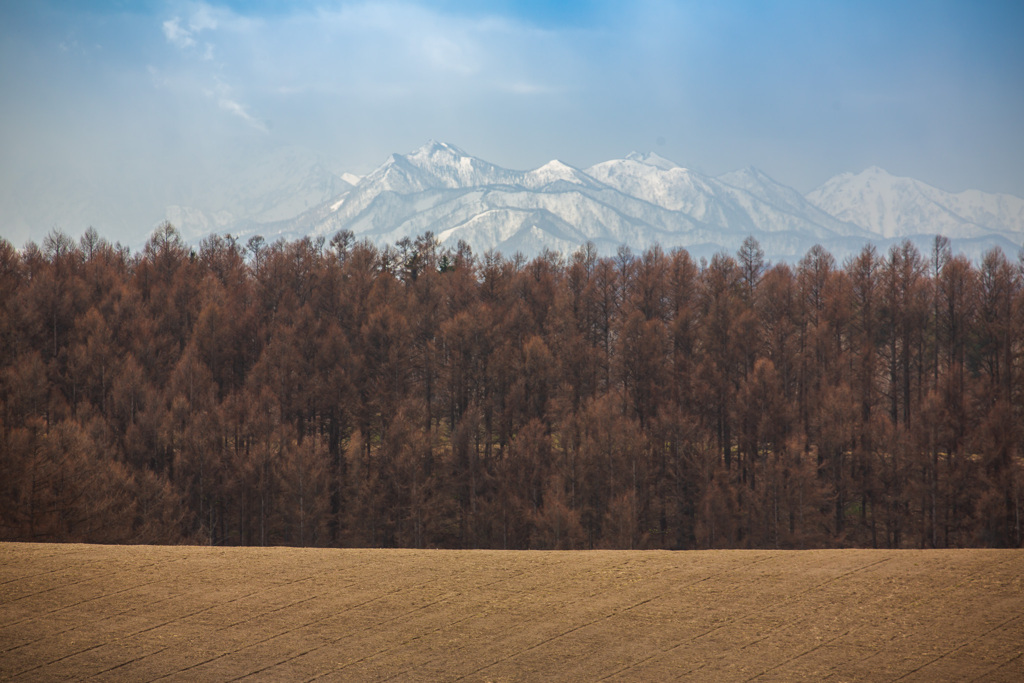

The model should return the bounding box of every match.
[175,141,1019,263]
[17,141,1024,263]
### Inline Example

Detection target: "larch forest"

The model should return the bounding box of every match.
[1,225,1022,550]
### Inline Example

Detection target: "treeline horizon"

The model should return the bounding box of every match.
[1,225,1022,549]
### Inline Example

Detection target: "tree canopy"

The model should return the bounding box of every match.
[1,227,1022,549]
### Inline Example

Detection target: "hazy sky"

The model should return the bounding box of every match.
[2,0,1023,246]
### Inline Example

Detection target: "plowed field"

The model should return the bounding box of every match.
[1,544,1021,681]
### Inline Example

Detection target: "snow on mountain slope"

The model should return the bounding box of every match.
[586,157,868,240]
[585,158,719,213]
[524,159,604,190]
[717,167,868,238]
[807,166,1024,243]
[377,141,521,190]
[199,143,1023,262]
[260,142,859,259]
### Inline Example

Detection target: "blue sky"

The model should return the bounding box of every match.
[1,0,1022,246]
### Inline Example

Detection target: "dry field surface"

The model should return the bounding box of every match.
[0,544,1021,681]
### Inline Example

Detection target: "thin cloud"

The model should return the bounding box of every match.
[163,2,249,52]
[266,2,572,98]
[162,18,195,48]
[218,98,267,132]
[187,4,220,33]
[161,4,266,131]
[3,0,1022,251]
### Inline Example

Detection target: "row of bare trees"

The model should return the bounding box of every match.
[1,225,1022,548]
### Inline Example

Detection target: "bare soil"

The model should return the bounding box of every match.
[1,544,1021,681]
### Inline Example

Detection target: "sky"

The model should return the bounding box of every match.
[1,0,1023,247]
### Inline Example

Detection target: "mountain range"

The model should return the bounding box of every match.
[173,142,1024,262]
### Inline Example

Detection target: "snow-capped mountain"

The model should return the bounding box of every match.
[247,142,871,261]
[7,139,1021,262]
[192,143,1023,262]
[807,166,1024,244]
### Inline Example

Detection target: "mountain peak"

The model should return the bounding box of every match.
[410,140,470,160]
[845,166,903,183]
[625,151,679,170]
[178,141,1022,264]
[526,159,593,188]
[536,159,572,172]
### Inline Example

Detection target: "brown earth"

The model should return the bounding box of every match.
[0,544,1021,681]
